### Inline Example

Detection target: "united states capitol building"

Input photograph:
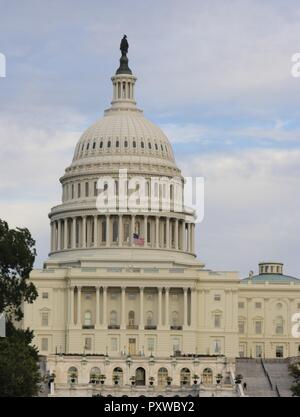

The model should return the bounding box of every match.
[23,38,300,397]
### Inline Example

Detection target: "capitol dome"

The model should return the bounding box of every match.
[72,112,176,165]
[47,39,198,268]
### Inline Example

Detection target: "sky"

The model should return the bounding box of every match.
[0,0,300,278]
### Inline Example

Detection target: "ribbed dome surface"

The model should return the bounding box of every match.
[73,111,175,163]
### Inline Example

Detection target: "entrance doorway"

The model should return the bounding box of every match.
[135,367,146,386]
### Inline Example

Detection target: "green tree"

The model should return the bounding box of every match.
[0,321,41,397]
[289,361,300,396]
[0,219,37,320]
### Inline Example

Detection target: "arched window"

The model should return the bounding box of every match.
[128,311,135,326]
[84,311,92,326]
[202,368,213,385]
[146,311,153,326]
[124,140,128,148]
[180,368,191,386]
[90,367,101,384]
[135,367,146,386]
[68,367,78,384]
[171,311,179,326]
[116,140,119,148]
[100,141,103,148]
[141,141,144,148]
[275,316,284,335]
[148,142,151,149]
[86,142,90,150]
[107,141,111,148]
[133,140,136,148]
[158,367,168,386]
[110,310,118,326]
[113,367,123,385]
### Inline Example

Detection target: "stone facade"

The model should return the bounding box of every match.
[23,44,300,397]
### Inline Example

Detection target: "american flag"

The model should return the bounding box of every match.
[133,233,144,246]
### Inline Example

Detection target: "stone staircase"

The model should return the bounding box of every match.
[236,359,275,397]
[263,360,293,397]
[236,358,294,397]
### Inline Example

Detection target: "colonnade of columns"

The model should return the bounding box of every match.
[67,286,196,330]
[51,214,195,254]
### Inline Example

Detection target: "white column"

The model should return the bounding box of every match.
[69,287,74,326]
[94,215,98,247]
[121,286,126,329]
[106,215,110,247]
[72,218,76,248]
[64,218,68,249]
[166,217,170,249]
[82,216,86,248]
[144,216,148,248]
[95,286,100,327]
[118,215,123,247]
[175,219,178,250]
[50,222,54,252]
[182,220,186,251]
[140,287,144,329]
[158,287,162,328]
[155,216,159,248]
[103,287,107,327]
[57,220,61,251]
[165,287,170,327]
[77,287,81,327]
[130,215,135,246]
[183,288,188,328]
[187,223,190,252]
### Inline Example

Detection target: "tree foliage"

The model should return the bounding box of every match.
[0,321,41,397]
[289,361,300,396]
[0,219,37,320]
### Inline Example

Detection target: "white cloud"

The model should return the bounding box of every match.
[178,148,300,278]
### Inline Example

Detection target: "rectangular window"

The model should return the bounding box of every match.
[214,294,221,301]
[255,302,262,309]
[255,321,262,334]
[41,312,49,327]
[42,292,48,299]
[85,182,89,197]
[85,337,92,350]
[238,302,245,309]
[128,293,136,300]
[78,183,81,198]
[239,345,245,358]
[147,338,155,352]
[85,293,92,300]
[214,314,221,328]
[72,184,74,199]
[276,346,284,358]
[238,321,245,334]
[255,345,263,358]
[213,340,221,354]
[94,181,97,196]
[41,338,48,351]
[111,337,118,352]
[110,292,118,300]
[172,337,181,353]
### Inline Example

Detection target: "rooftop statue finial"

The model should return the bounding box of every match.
[120,35,129,56]
[116,35,132,75]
